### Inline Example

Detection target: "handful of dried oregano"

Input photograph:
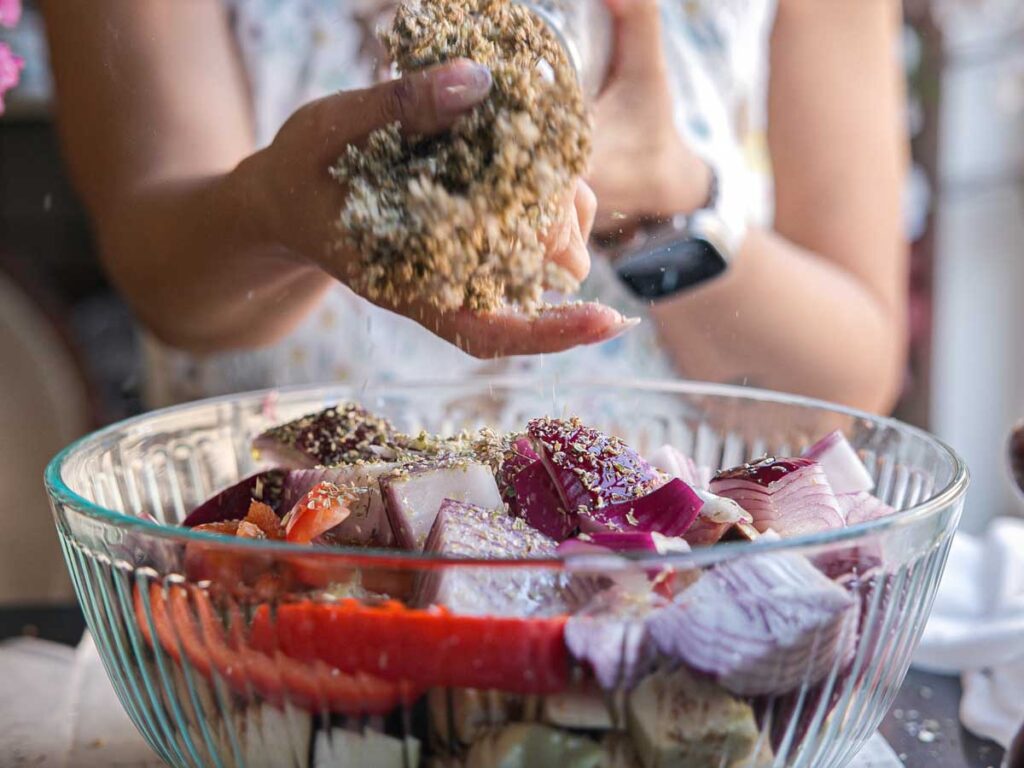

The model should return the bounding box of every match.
[331,0,591,313]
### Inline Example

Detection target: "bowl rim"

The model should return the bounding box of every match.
[44,377,969,568]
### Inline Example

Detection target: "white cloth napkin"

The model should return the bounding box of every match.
[0,631,901,767]
[915,515,1024,747]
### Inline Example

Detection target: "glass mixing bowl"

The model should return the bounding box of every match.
[45,379,967,768]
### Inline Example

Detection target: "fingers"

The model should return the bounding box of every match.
[427,302,641,358]
[543,180,598,284]
[301,59,492,156]
[605,0,669,81]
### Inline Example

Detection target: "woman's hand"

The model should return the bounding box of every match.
[589,0,712,235]
[239,59,632,357]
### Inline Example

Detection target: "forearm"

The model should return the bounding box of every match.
[98,166,332,354]
[651,228,906,413]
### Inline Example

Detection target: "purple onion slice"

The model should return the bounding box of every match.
[511,460,578,541]
[564,587,662,690]
[579,478,704,538]
[417,499,565,616]
[647,553,857,696]
[802,430,875,495]
[647,444,713,490]
[837,491,896,526]
[182,470,287,528]
[527,417,660,513]
[710,457,844,538]
[380,461,503,550]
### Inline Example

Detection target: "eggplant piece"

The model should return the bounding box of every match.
[427,688,515,746]
[312,728,419,768]
[417,499,565,616]
[183,470,287,528]
[627,667,759,768]
[463,724,604,768]
[253,402,400,468]
[381,461,503,551]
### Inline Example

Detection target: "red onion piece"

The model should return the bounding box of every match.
[802,430,875,495]
[710,458,844,538]
[527,417,660,513]
[183,470,287,528]
[647,445,713,490]
[837,491,896,526]
[497,436,541,499]
[511,460,578,541]
[647,553,857,696]
[580,478,703,538]
[380,461,503,550]
[417,499,565,616]
[564,587,662,690]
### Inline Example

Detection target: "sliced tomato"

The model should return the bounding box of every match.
[286,483,353,544]
[249,599,570,695]
[133,583,414,715]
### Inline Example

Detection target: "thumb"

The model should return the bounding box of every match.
[314,58,493,145]
[606,0,668,81]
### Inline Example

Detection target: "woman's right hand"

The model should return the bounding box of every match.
[237,59,636,358]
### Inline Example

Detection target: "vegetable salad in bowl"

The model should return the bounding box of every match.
[45,380,967,768]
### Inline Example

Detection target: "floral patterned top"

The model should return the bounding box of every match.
[143,0,777,408]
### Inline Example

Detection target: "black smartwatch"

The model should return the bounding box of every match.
[614,168,746,301]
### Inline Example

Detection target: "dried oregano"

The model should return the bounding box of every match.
[331,0,591,313]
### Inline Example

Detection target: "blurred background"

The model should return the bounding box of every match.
[0,0,1022,601]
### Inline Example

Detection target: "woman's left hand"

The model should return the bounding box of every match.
[589,0,712,235]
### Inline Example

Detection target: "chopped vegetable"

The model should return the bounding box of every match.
[418,499,567,616]
[253,402,401,468]
[312,728,420,768]
[564,587,661,690]
[627,667,759,768]
[282,463,396,546]
[285,482,354,544]
[463,724,604,768]
[710,457,844,538]
[135,583,412,715]
[380,461,503,550]
[838,491,896,526]
[580,478,703,537]
[646,553,857,696]
[427,688,514,745]
[512,459,579,540]
[528,417,660,512]
[183,470,287,528]
[646,444,712,489]
[248,599,570,694]
[802,430,875,495]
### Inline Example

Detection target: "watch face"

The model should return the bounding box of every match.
[615,237,728,300]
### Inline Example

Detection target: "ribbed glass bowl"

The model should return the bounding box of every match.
[45,379,967,768]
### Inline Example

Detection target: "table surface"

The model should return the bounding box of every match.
[0,605,1006,768]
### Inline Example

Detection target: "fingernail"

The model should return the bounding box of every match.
[433,60,492,115]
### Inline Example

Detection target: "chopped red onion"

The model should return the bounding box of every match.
[417,499,566,616]
[511,460,578,541]
[710,458,844,538]
[802,430,875,495]
[497,437,541,498]
[837,491,896,526]
[564,587,662,690]
[580,479,703,538]
[527,417,660,513]
[380,461,503,550]
[647,553,857,696]
[646,445,713,490]
[183,470,287,528]
[559,531,691,556]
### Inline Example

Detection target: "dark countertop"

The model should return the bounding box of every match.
[0,605,1007,767]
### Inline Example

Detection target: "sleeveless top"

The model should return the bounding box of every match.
[143,0,777,407]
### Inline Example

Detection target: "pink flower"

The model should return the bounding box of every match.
[0,42,24,113]
[0,0,21,28]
